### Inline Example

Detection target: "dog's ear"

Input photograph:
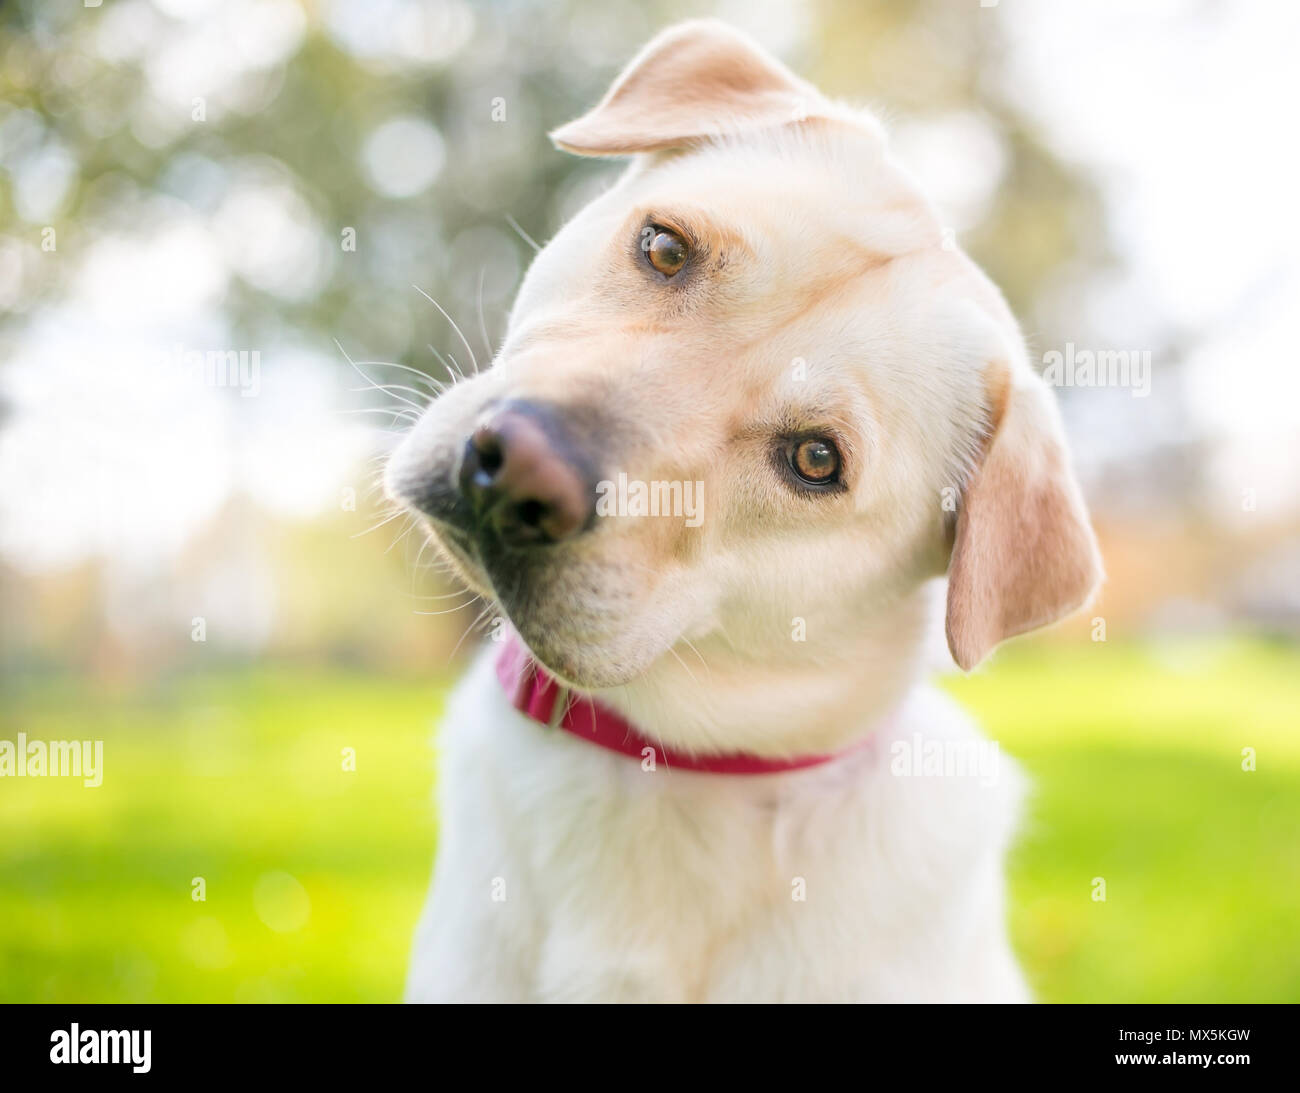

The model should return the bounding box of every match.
[945,364,1103,671]
[550,19,823,156]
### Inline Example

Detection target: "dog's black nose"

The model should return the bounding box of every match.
[459,405,592,544]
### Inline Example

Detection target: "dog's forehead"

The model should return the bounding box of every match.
[509,123,943,336]
[636,126,939,256]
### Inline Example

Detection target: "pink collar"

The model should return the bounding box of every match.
[496,636,857,775]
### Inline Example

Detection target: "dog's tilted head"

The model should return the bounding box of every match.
[386,19,1102,694]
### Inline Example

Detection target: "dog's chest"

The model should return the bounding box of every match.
[439,659,1019,1002]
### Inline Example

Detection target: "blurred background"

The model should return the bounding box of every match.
[1,0,1297,1002]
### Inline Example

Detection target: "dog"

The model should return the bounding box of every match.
[387,19,1102,1002]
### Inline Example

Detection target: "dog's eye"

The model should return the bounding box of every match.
[788,438,840,485]
[645,228,688,277]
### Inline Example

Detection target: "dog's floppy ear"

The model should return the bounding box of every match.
[945,364,1104,671]
[550,19,823,156]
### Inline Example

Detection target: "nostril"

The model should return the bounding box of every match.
[471,426,504,476]
[515,499,547,529]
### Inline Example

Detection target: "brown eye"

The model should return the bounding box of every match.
[646,228,688,277]
[789,438,840,485]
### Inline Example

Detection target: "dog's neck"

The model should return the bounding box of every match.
[597,583,939,758]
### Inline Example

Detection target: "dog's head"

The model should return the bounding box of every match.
[387,20,1102,692]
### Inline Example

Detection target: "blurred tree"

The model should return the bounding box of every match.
[0,0,1125,672]
[1,0,1109,375]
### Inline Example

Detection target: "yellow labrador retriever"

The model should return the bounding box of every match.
[388,19,1101,1002]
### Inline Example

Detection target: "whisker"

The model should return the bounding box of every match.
[666,644,701,688]
[411,535,432,585]
[427,343,462,387]
[476,266,493,362]
[505,213,542,254]
[384,516,419,555]
[352,358,446,395]
[408,586,480,601]
[334,338,425,412]
[412,552,456,574]
[448,603,497,662]
[412,283,480,375]
[338,407,420,420]
[679,637,712,680]
[346,381,431,406]
[352,508,406,539]
[414,593,482,617]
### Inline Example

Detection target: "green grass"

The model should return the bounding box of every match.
[2,637,1297,1002]
[0,671,444,1002]
[944,636,1300,1003]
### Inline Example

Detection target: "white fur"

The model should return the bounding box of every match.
[394,22,1093,1003]
[407,639,1028,1002]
